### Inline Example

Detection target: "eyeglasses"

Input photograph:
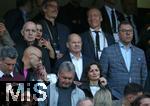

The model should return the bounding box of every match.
[119,29,133,33]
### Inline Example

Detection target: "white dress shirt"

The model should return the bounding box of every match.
[0,70,14,78]
[90,28,108,59]
[119,42,131,72]
[70,53,83,80]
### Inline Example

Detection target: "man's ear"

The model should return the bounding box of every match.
[66,42,69,48]
[21,29,24,36]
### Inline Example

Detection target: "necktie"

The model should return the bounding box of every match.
[94,31,100,59]
[111,9,117,33]
[94,31,100,51]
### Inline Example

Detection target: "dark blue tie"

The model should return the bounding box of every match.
[111,9,117,33]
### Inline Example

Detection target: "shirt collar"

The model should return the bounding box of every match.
[118,41,132,49]
[0,70,14,78]
[70,52,82,60]
[90,28,102,32]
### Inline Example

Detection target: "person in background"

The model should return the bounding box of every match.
[131,93,150,106]
[36,0,70,59]
[0,46,25,81]
[39,61,85,106]
[0,22,14,48]
[4,0,33,45]
[20,46,47,81]
[113,83,143,106]
[121,0,139,45]
[100,0,125,42]
[81,7,115,62]
[80,62,107,98]
[94,88,112,106]
[100,21,147,99]
[77,97,93,106]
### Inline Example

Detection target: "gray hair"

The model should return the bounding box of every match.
[58,61,75,74]
[77,97,93,106]
[0,46,18,60]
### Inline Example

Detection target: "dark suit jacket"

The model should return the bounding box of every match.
[81,30,115,61]
[100,6,125,35]
[38,19,70,54]
[4,9,25,44]
[100,43,147,99]
[55,52,94,82]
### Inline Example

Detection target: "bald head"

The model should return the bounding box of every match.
[22,46,42,68]
[21,21,37,42]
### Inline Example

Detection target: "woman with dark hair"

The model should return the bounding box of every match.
[80,62,107,98]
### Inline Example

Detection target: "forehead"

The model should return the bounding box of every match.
[47,0,58,6]
[120,24,132,29]
[2,57,16,63]
[88,8,101,15]
[90,64,99,69]
[36,24,42,28]
[69,34,81,42]
[59,71,74,77]
[24,22,36,29]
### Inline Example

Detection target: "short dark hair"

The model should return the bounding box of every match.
[0,46,18,60]
[42,0,58,8]
[124,83,143,96]
[118,21,133,31]
[16,0,31,8]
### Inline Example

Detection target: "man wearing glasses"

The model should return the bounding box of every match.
[100,21,147,100]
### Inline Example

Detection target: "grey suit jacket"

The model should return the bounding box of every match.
[100,43,147,99]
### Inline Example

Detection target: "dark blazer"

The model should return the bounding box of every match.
[100,6,125,35]
[4,9,25,44]
[38,19,70,54]
[80,82,104,98]
[100,43,147,99]
[55,52,94,82]
[81,30,115,61]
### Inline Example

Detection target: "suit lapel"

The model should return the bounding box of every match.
[88,31,95,51]
[115,44,128,71]
[130,47,136,72]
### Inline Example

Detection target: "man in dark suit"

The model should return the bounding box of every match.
[3,0,33,45]
[0,46,25,81]
[55,33,94,85]
[81,7,115,62]
[100,21,147,99]
[36,0,70,59]
[100,0,125,42]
